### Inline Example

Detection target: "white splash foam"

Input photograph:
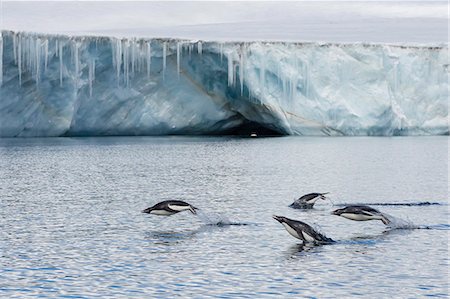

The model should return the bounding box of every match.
[195,210,232,226]
[383,213,420,229]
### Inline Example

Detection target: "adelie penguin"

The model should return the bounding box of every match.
[332,205,391,225]
[142,200,197,216]
[289,192,329,209]
[272,215,334,244]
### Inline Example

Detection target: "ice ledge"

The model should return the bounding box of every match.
[0,30,448,137]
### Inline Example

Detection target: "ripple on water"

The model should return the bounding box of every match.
[0,136,448,298]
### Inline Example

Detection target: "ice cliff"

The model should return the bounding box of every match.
[0,31,448,137]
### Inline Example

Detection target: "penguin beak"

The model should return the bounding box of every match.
[142,207,152,214]
[189,206,198,215]
[331,209,340,215]
[272,215,283,223]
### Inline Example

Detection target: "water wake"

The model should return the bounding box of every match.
[195,210,251,226]
[334,201,441,207]
[382,213,421,229]
[382,213,445,230]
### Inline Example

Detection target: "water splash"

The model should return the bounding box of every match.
[195,210,251,226]
[383,213,424,230]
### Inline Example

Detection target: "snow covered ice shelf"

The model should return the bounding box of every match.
[0,31,448,137]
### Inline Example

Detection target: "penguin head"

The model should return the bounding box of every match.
[331,208,343,216]
[142,207,154,214]
[272,215,287,223]
[189,205,198,215]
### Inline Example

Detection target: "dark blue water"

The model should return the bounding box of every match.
[0,136,448,298]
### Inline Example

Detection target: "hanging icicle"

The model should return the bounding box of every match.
[13,33,17,64]
[0,35,3,87]
[131,39,135,75]
[239,44,246,96]
[18,35,22,86]
[123,39,129,87]
[73,42,79,88]
[146,41,151,78]
[89,59,95,97]
[35,38,41,86]
[115,39,122,86]
[176,41,181,78]
[227,52,234,87]
[162,42,167,80]
[59,42,63,87]
[197,41,202,55]
[55,40,59,57]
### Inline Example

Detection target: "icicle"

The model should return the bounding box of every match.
[131,39,135,75]
[189,43,193,58]
[111,39,116,69]
[35,38,41,86]
[123,39,129,87]
[89,59,94,97]
[227,52,234,87]
[59,42,63,87]
[220,43,223,63]
[55,40,59,57]
[18,36,22,86]
[176,41,181,77]
[44,39,49,72]
[146,41,151,78]
[74,42,79,88]
[197,41,202,55]
[13,33,17,64]
[136,41,141,73]
[239,45,246,96]
[115,39,122,86]
[0,35,3,87]
[162,42,167,80]
[27,37,31,72]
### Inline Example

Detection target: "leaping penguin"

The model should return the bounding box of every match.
[272,215,334,244]
[289,192,329,209]
[142,200,197,216]
[332,205,391,225]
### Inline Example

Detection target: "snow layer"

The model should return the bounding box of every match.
[2,1,448,44]
[0,31,448,137]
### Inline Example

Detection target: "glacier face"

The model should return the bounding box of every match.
[0,30,448,137]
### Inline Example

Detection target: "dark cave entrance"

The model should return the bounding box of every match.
[224,121,284,137]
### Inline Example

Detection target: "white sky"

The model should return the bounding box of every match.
[1,1,448,43]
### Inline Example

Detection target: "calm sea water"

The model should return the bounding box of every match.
[0,136,448,298]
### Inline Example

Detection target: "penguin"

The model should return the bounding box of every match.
[289,192,329,209]
[332,205,391,225]
[272,215,334,244]
[142,200,197,216]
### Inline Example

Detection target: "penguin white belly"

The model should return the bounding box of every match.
[306,198,319,204]
[341,213,380,221]
[301,231,316,243]
[168,204,191,212]
[282,223,302,240]
[150,209,175,216]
